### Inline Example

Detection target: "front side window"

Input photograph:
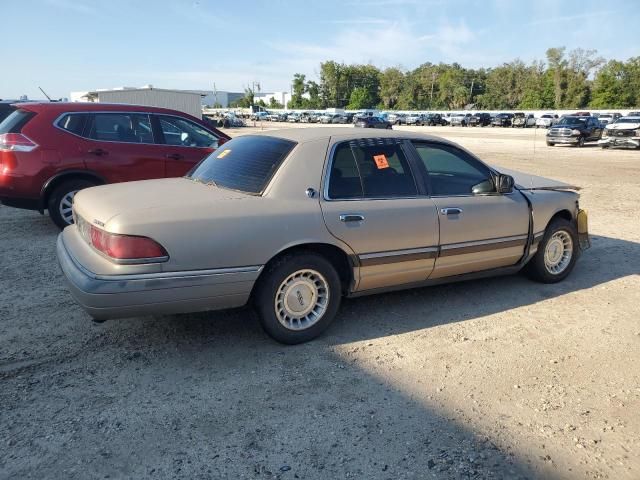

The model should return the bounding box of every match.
[87,113,153,144]
[157,115,218,148]
[412,143,494,196]
[187,135,295,194]
[327,139,417,199]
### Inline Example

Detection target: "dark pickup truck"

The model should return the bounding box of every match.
[547,116,603,147]
[491,113,514,127]
[469,112,492,127]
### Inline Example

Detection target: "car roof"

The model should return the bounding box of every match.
[251,127,459,146]
[12,101,199,117]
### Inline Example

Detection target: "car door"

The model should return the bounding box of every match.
[410,141,529,279]
[588,117,603,140]
[154,114,220,178]
[83,112,167,183]
[320,138,439,292]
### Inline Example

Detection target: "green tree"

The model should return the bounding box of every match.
[379,67,405,109]
[347,87,375,109]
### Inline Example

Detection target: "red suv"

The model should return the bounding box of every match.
[0,102,230,228]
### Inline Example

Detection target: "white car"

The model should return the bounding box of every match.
[597,113,622,125]
[598,116,640,149]
[536,114,559,129]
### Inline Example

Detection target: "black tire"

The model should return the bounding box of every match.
[253,252,342,344]
[546,141,555,147]
[524,218,579,284]
[47,178,97,229]
[576,137,585,148]
[386,125,392,129]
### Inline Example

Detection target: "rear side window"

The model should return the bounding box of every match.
[87,113,153,143]
[328,139,417,199]
[187,135,295,194]
[0,109,35,134]
[57,113,87,136]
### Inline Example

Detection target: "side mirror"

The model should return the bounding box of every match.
[497,174,514,194]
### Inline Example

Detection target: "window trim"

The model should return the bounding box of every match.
[52,111,220,148]
[322,138,424,202]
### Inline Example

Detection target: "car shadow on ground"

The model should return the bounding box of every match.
[165,234,638,346]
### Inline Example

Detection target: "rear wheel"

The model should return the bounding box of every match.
[254,252,342,344]
[47,178,97,229]
[525,218,578,283]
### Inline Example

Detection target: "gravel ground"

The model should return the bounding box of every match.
[1,125,639,479]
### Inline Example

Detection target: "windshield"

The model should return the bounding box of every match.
[615,118,640,124]
[600,114,612,119]
[557,116,586,126]
[187,135,296,194]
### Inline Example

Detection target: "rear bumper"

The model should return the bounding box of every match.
[598,137,640,148]
[57,233,261,320]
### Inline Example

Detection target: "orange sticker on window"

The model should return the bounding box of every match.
[373,154,389,169]
[217,149,231,158]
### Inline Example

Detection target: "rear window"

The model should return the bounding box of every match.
[0,109,35,134]
[187,135,296,194]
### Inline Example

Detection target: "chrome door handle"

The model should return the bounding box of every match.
[339,214,365,222]
[440,208,463,215]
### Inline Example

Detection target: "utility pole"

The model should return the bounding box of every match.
[469,79,475,104]
[429,72,436,108]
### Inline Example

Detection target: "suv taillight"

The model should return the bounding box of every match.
[0,133,38,152]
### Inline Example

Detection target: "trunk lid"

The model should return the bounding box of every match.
[73,177,250,229]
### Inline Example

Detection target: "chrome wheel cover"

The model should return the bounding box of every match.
[275,269,329,331]
[544,230,573,275]
[59,190,79,225]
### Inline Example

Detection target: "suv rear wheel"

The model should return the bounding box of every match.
[47,179,97,229]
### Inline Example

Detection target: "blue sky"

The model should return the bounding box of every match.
[2,0,639,99]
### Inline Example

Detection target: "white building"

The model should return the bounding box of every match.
[70,86,205,118]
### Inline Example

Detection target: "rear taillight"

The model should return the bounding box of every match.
[0,133,38,152]
[88,224,168,263]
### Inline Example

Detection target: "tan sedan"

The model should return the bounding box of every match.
[57,128,590,344]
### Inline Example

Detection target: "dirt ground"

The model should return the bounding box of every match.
[1,124,638,479]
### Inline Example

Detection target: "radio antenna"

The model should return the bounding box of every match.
[38,87,53,102]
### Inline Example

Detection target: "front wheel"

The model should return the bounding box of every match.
[253,253,342,344]
[524,218,578,283]
[546,141,555,147]
[47,178,97,229]
[576,137,585,148]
